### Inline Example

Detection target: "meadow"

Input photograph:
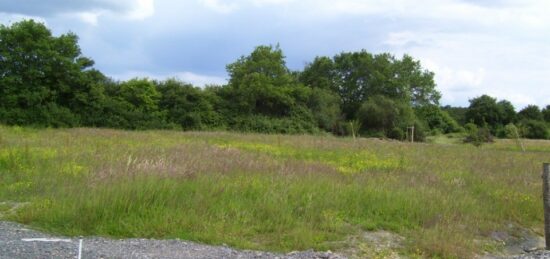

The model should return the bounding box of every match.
[0,125,547,258]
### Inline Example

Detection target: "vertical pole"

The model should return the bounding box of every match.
[411,126,414,143]
[543,163,550,249]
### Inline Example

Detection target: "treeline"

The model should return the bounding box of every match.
[444,95,550,140]
[1,20,548,140]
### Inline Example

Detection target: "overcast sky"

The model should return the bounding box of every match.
[1,0,549,108]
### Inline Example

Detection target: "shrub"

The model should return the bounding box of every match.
[500,123,520,139]
[463,123,493,146]
[357,95,414,136]
[388,127,404,140]
[520,120,548,139]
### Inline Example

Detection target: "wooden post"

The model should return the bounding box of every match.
[543,163,550,249]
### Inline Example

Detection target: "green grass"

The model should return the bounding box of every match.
[0,125,547,258]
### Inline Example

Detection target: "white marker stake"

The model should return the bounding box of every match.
[78,239,83,259]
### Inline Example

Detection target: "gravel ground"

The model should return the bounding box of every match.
[510,251,550,259]
[0,221,345,259]
[5,220,550,259]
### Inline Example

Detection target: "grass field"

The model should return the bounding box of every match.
[0,125,547,258]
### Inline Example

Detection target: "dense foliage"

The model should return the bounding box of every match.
[1,20,548,140]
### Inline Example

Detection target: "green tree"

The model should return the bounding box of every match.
[223,45,318,133]
[0,19,96,126]
[415,104,460,134]
[542,105,550,122]
[465,95,503,132]
[102,78,167,129]
[496,100,516,125]
[518,105,543,121]
[306,88,342,132]
[301,51,439,120]
[156,79,222,130]
[356,95,415,138]
[441,105,468,125]
[519,120,548,139]
[226,45,298,117]
[299,56,335,91]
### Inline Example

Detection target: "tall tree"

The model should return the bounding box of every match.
[225,45,307,117]
[496,100,516,125]
[542,105,550,122]
[465,95,502,131]
[357,95,415,137]
[518,105,543,121]
[301,51,440,120]
[0,20,96,126]
[156,78,221,130]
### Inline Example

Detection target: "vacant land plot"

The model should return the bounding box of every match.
[0,126,547,258]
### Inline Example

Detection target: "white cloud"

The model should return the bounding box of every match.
[174,71,227,86]
[431,65,485,92]
[111,71,227,86]
[199,0,238,13]
[125,0,155,20]
[199,0,293,13]
[74,12,102,25]
[384,31,428,47]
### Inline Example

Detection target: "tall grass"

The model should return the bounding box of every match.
[0,125,546,258]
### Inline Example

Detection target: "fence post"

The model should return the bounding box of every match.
[543,163,550,249]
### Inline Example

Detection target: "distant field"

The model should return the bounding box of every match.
[0,125,547,258]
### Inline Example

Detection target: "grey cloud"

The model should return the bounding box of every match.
[0,0,130,16]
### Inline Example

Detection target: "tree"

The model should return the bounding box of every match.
[519,120,548,139]
[496,100,516,125]
[415,104,460,134]
[156,78,222,130]
[0,19,96,126]
[442,105,468,125]
[393,55,441,107]
[299,56,335,91]
[518,105,543,121]
[222,45,318,134]
[306,88,342,132]
[356,95,415,138]
[102,78,167,129]
[226,45,301,117]
[542,105,550,122]
[465,95,502,132]
[301,51,440,120]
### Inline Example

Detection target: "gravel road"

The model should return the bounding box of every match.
[0,221,344,259]
[4,220,550,258]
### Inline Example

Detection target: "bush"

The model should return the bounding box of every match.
[520,120,548,139]
[415,105,460,134]
[229,115,319,134]
[388,127,404,140]
[498,123,520,139]
[357,95,414,136]
[463,123,493,146]
[412,120,427,142]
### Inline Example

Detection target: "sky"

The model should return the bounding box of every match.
[1,0,549,108]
